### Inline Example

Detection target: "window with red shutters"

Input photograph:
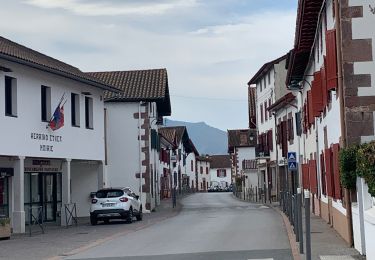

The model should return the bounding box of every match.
[260,104,264,123]
[321,57,328,108]
[312,71,324,116]
[302,163,310,189]
[325,148,334,197]
[309,160,318,194]
[307,91,314,125]
[326,29,338,90]
[332,143,342,199]
[320,152,327,195]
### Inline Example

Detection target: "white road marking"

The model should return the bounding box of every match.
[320,256,355,260]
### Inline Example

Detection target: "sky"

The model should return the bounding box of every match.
[0,0,297,131]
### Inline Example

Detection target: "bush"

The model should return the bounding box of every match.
[356,141,375,197]
[339,145,358,190]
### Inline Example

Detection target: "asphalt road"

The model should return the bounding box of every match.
[66,193,292,260]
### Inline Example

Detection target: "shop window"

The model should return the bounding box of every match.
[5,76,17,117]
[85,96,93,129]
[41,86,51,122]
[71,93,80,127]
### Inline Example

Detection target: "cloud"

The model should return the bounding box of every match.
[23,0,198,16]
[1,1,296,130]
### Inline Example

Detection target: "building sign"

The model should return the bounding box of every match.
[24,159,61,173]
[30,132,63,152]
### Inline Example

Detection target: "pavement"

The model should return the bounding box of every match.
[64,193,292,260]
[0,198,182,260]
[272,203,365,260]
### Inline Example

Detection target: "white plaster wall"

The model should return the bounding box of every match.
[0,60,105,161]
[70,162,99,217]
[209,167,231,187]
[350,0,375,97]
[105,102,144,197]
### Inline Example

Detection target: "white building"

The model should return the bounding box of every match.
[158,126,197,193]
[209,155,231,189]
[227,129,257,192]
[0,36,118,233]
[88,69,171,212]
[196,156,210,192]
[247,55,290,202]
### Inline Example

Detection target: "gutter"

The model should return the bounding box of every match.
[0,53,119,93]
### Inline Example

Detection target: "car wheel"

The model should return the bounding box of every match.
[127,208,133,223]
[90,215,97,226]
[136,206,143,221]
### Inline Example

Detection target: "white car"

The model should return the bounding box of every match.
[90,187,142,225]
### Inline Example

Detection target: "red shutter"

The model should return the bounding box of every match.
[325,148,334,197]
[302,163,310,189]
[312,71,323,116]
[307,91,314,125]
[268,130,273,151]
[281,121,288,157]
[332,143,342,199]
[309,160,318,194]
[321,57,328,108]
[320,153,326,195]
[326,29,338,90]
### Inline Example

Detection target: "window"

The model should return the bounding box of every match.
[41,86,51,122]
[85,96,93,129]
[191,160,194,171]
[259,81,262,92]
[206,167,208,174]
[200,166,203,174]
[71,93,80,127]
[268,98,272,118]
[4,76,17,117]
[260,104,264,123]
[217,169,226,178]
[268,71,271,85]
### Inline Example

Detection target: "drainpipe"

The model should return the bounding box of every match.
[138,102,143,208]
[334,0,353,246]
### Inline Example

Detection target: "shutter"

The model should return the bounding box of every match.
[217,169,219,177]
[312,71,324,116]
[326,29,338,90]
[290,117,294,140]
[303,103,307,134]
[260,104,264,123]
[320,152,326,195]
[224,170,227,177]
[268,98,272,118]
[295,111,302,136]
[332,143,342,199]
[307,91,314,125]
[268,130,273,151]
[265,101,268,121]
[325,148,334,197]
[309,160,318,194]
[281,121,288,157]
[302,163,310,189]
[321,57,328,108]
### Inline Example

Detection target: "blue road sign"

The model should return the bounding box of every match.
[288,161,297,170]
[288,152,297,162]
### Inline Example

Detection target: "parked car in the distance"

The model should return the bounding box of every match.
[90,187,142,225]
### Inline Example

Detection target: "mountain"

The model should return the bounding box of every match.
[164,119,228,155]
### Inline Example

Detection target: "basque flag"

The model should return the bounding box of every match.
[48,94,65,131]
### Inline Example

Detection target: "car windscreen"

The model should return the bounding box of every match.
[96,190,124,198]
